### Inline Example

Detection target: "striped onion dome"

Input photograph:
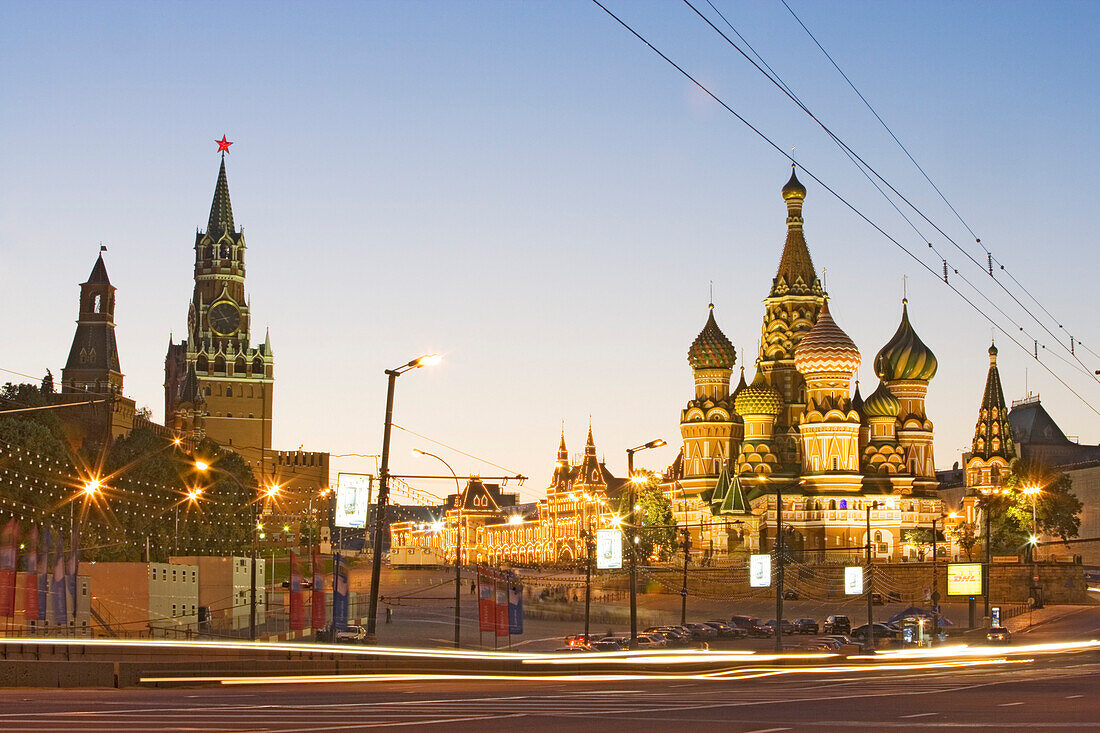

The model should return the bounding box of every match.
[794,299,861,376]
[874,299,938,381]
[734,366,782,417]
[688,305,736,370]
[862,379,901,418]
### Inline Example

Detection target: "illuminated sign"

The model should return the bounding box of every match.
[844,566,863,595]
[595,529,622,569]
[334,473,372,529]
[947,563,983,596]
[749,554,771,587]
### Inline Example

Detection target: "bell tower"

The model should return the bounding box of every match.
[62,251,123,396]
[166,145,273,466]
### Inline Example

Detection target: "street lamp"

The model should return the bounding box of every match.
[865,500,880,653]
[366,354,442,642]
[412,448,464,649]
[625,437,665,649]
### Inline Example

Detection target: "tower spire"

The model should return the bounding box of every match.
[770,165,820,298]
[207,157,235,235]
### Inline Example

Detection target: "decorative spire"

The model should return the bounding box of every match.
[874,299,938,381]
[576,420,604,486]
[688,306,737,370]
[207,157,235,236]
[732,366,748,398]
[86,253,111,285]
[557,427,568,462]
[971,342,1015,461]
[852,379,864,413]
[770,165,821,298]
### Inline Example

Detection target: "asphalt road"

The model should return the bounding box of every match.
[1,651,1098,732]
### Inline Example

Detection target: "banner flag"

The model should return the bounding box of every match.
[495,575,508,637]
[311,548,326,631]
[477,565,496,633]
[67,526,79,618]
[24,525,39,623]
[0,519,18,617]
[507,575,523,636]
[51,545,66,626]
[288,550,304,631]
[37,530,49,621]
[332,553,348,629]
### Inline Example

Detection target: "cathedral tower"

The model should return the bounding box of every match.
[680,304,741,495]
[965,343,1016,493]
[759,167,825,472]
[874,299,938,492]
[63,252,123,396]
[165,155,274,466]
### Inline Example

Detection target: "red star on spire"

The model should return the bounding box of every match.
[215,135,233,154]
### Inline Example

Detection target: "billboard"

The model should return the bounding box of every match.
[334,473,372,529]
[749,554,771,587]
[595,529,623,569]
[947,563,983,596]
[844,566,863,595]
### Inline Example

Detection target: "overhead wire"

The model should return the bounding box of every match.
[589,0,1100,416]
[774,0,1100,378]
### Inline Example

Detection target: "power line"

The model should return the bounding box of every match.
[590,0,1100,417]
[774,0,1100,379]
[685,0,1100,385]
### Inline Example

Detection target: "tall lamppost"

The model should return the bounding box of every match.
[865,500,880,653]
[413,448,464,649]
[626,438,665,649]
[366,354,442,641]
[1022,485,1040,557]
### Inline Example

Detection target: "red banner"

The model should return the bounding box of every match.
[495,578,509,637]
[311,549,326,631]
[288,551,304,631]
[0,519,19,617]
[23,526,39,623]
[477,565,496,633]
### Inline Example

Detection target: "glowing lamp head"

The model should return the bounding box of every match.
[194,460,210,472]
[172,437,182,446]
[283,525,290,532]
[431,520,444,533]
[1029,535,1039,545]
[83,479,102,496]
[1023,485,1041,496]
[415,354,443,368]
[187,489,201,501]
[630,474,646,485]
[265,484,281,498]
[508,514,523,525]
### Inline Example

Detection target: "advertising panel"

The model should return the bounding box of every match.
[477,566,496,633]
[844,566,864,595]
[334,473,372,529]
[595,529,623,570]
[946,563,983,596]
[749,554,772,587]
[508,579,523,635]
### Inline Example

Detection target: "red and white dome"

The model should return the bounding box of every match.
[794,300,861,376]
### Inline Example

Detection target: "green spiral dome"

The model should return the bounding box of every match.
[874,300,938,381]
[862,379,901,418]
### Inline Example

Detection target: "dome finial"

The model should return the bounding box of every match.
[782,164,807,201]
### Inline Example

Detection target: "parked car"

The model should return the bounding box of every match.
[703,621,746,639]
[565,633,596,647]
[683,623,718,641]
[804,636,842,650]
[634,633,667,649]
[648,627,692,647]
[591,640,626,652]
[851,623,903,642]
[553,646,592,653]
[783,589,799,600]
[793,618,819,635]
[730,615,774,638]
[823,615,852,634]
[765,619,797,636]
[334,625,367,642]
[986,626,1011,644]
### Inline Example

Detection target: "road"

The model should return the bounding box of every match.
[1,650,1098,731]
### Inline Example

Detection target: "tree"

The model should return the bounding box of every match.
[631,473,677,562]
[956,521,978,561]
[902,528,933,560]
[980,460,1082,555]
[40,370,54,395]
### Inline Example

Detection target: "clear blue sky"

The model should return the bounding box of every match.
[2,1,1097,502]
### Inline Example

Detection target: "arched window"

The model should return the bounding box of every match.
[196,355,208,372]
[204,245,214,261]
[225,385,233,397]
[252,357,263,374]
[839,500,848,509]
[204,386,212,396]
[92,294,102,313]
[829,500,837,511]
[214,356,226,373]
[991,465,1001,485]
[874,531,882,542]
[220,244,231,260]
[235,356,246,374]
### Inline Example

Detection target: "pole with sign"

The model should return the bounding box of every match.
[749,554,771,588]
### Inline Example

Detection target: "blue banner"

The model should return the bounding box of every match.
[332,553,348,629]
[507,577,523,636]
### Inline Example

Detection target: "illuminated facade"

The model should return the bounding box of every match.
[669,167,951,563]
[389,426,627,566]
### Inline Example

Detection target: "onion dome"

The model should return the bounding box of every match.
[782,164,806,201]
[688,304,736,370]
[794,300,861,375]
[989,342,998,358]
[874,299,938,381]
[734,365,782,417]
[862,379,901,418]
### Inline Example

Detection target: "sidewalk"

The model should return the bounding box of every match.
[1004,604,1094,634]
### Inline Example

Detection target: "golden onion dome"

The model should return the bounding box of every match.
[873,299,938,381]
[862,379,901,418]
[734,366,782,417]
[794,300,861,376]
[688,305,737,370]
[782,164,806,201]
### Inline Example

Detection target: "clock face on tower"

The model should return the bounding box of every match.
[208,301,241,336]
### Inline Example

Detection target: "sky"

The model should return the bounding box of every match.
[2,1,1098,504]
